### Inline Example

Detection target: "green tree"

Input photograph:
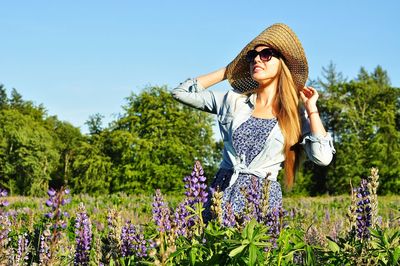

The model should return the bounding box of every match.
[106,85,219,193]
[70,134,113,195]
[50,119,84,188]
[318,65,400,194]
[0,109,59,195]
[85,113,104,135]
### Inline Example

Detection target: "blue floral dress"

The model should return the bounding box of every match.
[209,116,283,216]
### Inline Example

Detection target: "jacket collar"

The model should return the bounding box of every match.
[244,93,257,108]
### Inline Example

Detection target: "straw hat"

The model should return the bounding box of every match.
[226,23,308,93]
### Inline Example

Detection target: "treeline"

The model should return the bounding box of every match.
[0,64,399,196]
[294,64,400,195]
[0,86,221,196]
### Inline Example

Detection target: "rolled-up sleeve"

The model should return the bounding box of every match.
[171,78,224,114]
[300,109,336,166]
[300,132,336,166]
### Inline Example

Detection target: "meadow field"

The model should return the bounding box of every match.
[1,167,399,265]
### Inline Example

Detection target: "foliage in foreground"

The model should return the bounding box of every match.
[0,164,399,265]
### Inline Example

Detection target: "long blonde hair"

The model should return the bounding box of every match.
[274,58,302,188]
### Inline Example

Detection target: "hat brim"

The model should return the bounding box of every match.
[226,23,308,93]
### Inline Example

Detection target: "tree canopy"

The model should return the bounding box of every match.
[0,65,399,196]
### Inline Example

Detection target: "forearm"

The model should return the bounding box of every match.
[306,106,327,137]
[196,67,227,89]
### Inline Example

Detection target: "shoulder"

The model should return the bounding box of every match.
[223,90,251,104]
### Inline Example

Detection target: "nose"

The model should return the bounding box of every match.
[253,53,262,63]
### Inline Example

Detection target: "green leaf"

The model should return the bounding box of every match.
[248,244,257,266]
[393,246,400,264]
[244,219,257,240]
[229,245,247,257]
[327,239,340,253]
[190,248,197,265]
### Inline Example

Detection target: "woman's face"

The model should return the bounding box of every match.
[249,45,281,86]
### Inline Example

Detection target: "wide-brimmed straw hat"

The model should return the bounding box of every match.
[226,23,308,93]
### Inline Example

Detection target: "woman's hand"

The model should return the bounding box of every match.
[300,86,327,136]
[300,86,319,115]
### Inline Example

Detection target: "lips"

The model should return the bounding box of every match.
[252,64,264,72]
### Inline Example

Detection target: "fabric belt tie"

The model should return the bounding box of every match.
[229,154,277,187]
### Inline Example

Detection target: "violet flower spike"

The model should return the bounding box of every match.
[355,179,372,240]
[121,220,147,258]
[152,189,171,232]
[0,188,8,208]
[173,200,190,237]
[74,203,92,266]
[183,161,209,206]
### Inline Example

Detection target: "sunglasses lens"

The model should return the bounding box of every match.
[245,49,276,63]
[259,49,273,61]
[245,50,258,63]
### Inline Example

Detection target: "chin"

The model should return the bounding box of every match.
[252,74,268,83]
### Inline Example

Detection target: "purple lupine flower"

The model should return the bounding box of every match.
[183,161,208,205]
[47,188,56,197]
[121,220,147,258]
[0,188,9,250]
[355,179,372,240]
[40,187,71,263]
[74,203,92,266]
[45,187,70,230]
[16,233,29,264]
[325,209,331,223]
[0,212,11,249]
[0,188,8,208]
[243,176,262,222]
[222,202,236,227]
[152,189,171,232]
[173,199,191,237]
[264,207,285,250]
[39,229,52,265]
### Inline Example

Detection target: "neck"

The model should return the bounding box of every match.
[255,79,278,107]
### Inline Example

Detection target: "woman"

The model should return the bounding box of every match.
[172,23,335,217]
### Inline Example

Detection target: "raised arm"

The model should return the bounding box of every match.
[300,86,335,166]
[171,67,227,114]
[196,67,227,88]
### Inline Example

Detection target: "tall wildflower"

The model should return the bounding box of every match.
[0,188,11,264]
[152,189,171,233]
[74,203,92,266]
[222,202,236,228]
[45,187,71,229]
[103,209,122,262]
[259,176,272,220]
[183,160,208,205]
[346,181,358,233]
[152,189,173,265]
[242,176,261,223]
[15,233,29,265]
[178,161,209,236]
[173,200,190,237]
[0,188,8,208]
[121,220,147,259]
[305,226,325,246]
[210,188,223,225]
[40,187,71,265]
[264,207,284,249]
[367,167,379,227]
[355,179,372,240]
[39,227,52,265]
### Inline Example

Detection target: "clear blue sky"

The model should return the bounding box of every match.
[1,1,399,134]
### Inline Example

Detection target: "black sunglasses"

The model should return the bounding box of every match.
[245,48,279,63]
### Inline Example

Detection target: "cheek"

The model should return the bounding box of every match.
[269,61,280,76]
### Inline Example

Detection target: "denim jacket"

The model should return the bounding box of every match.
[171,78,336,187]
